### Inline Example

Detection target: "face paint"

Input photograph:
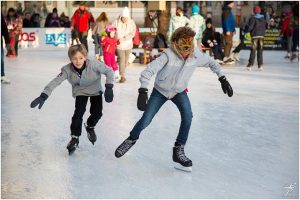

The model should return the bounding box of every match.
[176,36,194,54]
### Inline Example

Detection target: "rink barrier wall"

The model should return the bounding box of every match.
[16,28,240,51]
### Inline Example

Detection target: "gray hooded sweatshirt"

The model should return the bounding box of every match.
[42,59,115,98]
[140,48,224,99]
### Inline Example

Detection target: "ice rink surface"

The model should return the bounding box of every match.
[1,48,299,199]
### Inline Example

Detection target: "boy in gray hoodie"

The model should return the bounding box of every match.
[30,44,115,154]
[114,27,233,172]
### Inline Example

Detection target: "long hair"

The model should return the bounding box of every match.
[96,12,108,23]
[7,7,18,19]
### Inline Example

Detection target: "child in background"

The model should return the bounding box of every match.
[101,24,120,80]
[30,44,115,154]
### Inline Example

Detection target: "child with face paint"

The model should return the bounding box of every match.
[115,27,233,172]
[30,44,115,154]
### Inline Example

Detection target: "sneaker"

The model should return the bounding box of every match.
[223,57,235,65]
[290,53,298,62]
[233,53,240,61]
[173,142,192,172]
[115,136,137,158]
[1,76,11,84]
[119,76,126,83]
[215,59,224,64]
[284,53,291,59]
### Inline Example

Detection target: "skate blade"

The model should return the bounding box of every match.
[174,163,192,172]
[67,146,78,155]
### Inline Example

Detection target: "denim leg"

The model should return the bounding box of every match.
[212,46,219,59]
[130,88,168,140]
[171,91,193,145]
[217,45,225,59]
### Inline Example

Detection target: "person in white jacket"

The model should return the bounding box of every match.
[113,7,136,83]
[188,5,206,48]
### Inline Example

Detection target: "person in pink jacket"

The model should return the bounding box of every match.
[101,24,120,79]
[113,7,136,83]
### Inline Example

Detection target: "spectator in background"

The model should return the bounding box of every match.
[23,12,33,27]
[45,8,58,27]
[31,13,41,27]
[47,12,61,27]
[267,18,277,30]
[221,1,236,64]
[281,11,294,59]
[1,14,11,83]
[188,5,205,48]
[16,2,23,16]
[290,3,299,61]
[71,2,95,52]
[245,6,266,71]
[60,12,71,27]
[202,18,225,64]
[113,7,136,83]
[6,8,23,58]
[93,12,109,62]
[167,7,190,41]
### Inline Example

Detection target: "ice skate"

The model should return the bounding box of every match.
[246,64,252,71]
[115,136,137,158]
[67,136,79,155]
[1,76,11,84]
[84,123,97,145]
[173,142,192,172]
[258,65,264,71]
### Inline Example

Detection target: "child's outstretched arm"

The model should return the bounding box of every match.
[195,49,233,97]
[30,69,68,109]
[137,53,168,111]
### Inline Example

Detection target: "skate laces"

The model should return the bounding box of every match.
[177,146,190,162]
[117,138,135,155]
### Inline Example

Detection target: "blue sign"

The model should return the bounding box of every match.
[46,33,67,46]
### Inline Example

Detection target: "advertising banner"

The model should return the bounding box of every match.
[243,28,284,50]
[18,28,72,50]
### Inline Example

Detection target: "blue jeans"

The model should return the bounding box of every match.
[130,88,193,145]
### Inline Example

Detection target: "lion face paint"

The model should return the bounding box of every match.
[175,36,194,55]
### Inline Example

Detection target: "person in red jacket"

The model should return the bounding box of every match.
[71,3,94,51]
[280,11,293,59]
[101,24,120,80]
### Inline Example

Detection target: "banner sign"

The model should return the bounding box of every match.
[243,28,284,50]
[18,28,72,50]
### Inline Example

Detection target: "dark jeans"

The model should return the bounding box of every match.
[130,88,193,145]
[248,38,264,66]
[1,43,4,77]
[292,28,299,52]
[212,45,224,60]
[78,31,88,52]
[70,95,103,136]
[94,34,103,56]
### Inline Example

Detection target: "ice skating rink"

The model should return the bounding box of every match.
[1,49,299,199]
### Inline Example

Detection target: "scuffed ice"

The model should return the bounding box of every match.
[1,49,299,198]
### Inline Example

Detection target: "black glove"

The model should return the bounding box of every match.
[104,84,114,103]
[30,93,48,109]
[219,76,233,97]
[137,88,148,111]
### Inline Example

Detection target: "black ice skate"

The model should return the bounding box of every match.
[67,136,79,155]
[115,136,137,158]
[84,123,97,145]
[173,142,192,172]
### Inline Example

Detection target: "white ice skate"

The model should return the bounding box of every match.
[174,163,192,172]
